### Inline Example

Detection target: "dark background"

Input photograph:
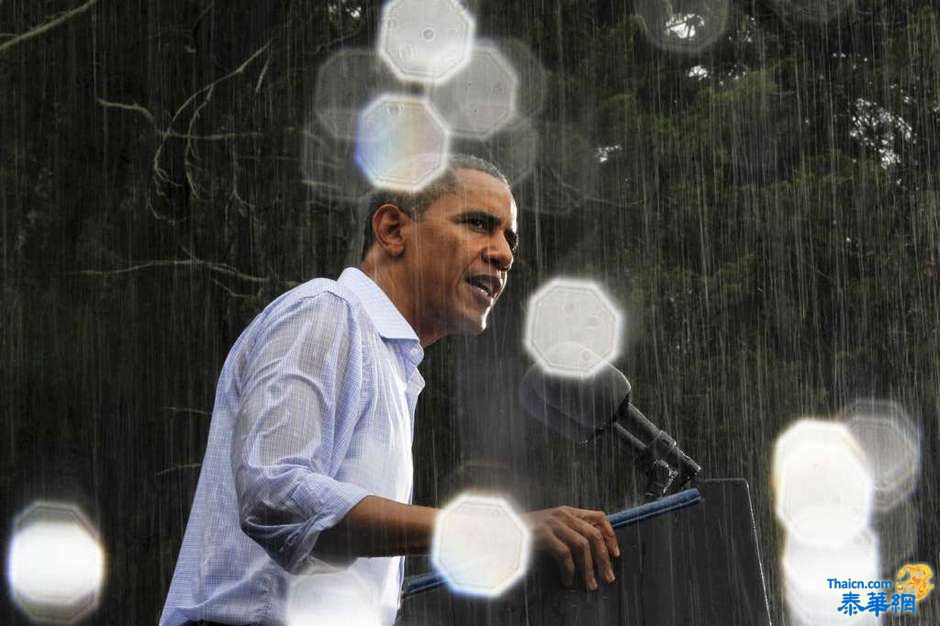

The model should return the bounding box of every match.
[2,0,939,623]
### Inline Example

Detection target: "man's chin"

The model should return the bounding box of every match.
[453,311,489,336]
[460,319,487,335]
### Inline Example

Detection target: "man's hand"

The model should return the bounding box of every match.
[315,497,620,593]
[523,506,620,591]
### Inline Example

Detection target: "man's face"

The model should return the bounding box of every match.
[406,168,518,337]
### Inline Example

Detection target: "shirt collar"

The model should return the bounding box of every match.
[338,268,423,358]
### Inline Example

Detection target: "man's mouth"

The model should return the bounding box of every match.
[464,275,500,303]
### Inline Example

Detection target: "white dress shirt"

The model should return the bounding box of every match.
[160,268,425,626]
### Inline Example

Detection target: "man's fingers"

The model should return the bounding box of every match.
[575,509,621,559]
[528,507,621,591]
[538,529,576,588]
[591,513,621,560]
[573,518,615,584]
[551,521,597,590]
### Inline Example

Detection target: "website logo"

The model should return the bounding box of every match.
[833,563,934,617]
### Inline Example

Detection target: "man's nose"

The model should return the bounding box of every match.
[482,236,513,272]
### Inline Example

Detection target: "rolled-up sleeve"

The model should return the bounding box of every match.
[231,292,371,574]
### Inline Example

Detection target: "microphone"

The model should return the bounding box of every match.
[519,348,701,498]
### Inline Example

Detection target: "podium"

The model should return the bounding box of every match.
[398,479,771,625]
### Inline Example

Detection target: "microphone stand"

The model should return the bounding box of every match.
[611,401,701,502]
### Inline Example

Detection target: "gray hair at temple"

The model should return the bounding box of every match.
[359,154,510,260]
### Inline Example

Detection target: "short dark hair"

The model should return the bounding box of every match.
[360,154,510,260]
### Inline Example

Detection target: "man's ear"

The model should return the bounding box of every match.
[371,203,412,258]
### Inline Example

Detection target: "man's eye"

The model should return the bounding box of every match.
[468,218,488,230]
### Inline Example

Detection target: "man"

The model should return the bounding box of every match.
[160,154,620,626]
